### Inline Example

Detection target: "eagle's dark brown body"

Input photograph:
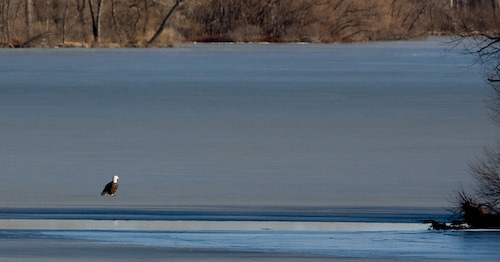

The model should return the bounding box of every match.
[101,182,119,196]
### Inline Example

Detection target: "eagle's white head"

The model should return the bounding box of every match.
[113,175,119,183]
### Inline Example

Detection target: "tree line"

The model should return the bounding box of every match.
[1,0,499,47]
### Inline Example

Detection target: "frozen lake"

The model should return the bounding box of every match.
[1,38,498,261]
[0,38,495,208]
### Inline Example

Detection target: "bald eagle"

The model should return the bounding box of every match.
[101,175,119,196]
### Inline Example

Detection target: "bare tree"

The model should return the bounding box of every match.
[147,0,182,45]
[1,0,23,46]
[142,0,149,34]
[474,35,500,83]
[451,12,500,227]
[469,147,500,207]
[88,0,104,43]
[61,0,69,45]
[0,0,12,46]
[454,34,500,120]
[466,34,500,211]
[25,0,32,39]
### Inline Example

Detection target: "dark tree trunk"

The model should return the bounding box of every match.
[88,0,104,42]
[147,0,182,45]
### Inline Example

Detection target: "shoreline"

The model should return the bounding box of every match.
[0,36,450,49]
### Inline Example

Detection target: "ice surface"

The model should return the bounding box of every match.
[38,227,500,260]
[0,219,428,231]
[0,38,494,208]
